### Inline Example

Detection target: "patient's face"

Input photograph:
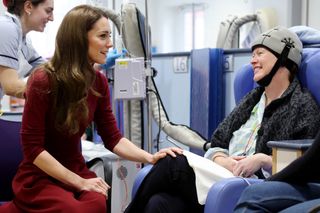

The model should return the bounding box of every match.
[251,47,277,82]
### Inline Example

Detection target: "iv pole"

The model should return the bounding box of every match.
[144,0,153,153]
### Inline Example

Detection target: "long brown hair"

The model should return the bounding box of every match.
[44,5,108,134]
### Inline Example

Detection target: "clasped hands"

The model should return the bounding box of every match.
[214,154,266,178]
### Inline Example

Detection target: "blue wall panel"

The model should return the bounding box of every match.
[190,48,225,150]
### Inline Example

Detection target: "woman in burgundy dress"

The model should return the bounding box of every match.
[0,5,182,213]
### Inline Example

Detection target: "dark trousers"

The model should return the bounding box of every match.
[125,155,204,213]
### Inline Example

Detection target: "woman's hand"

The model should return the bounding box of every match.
[80,177,110,198]
[149,147,183,164]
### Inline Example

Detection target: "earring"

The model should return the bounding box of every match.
[27,11,31,16]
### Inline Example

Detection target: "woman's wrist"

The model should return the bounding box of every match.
[64,171,85,191]
[145,153,155,164]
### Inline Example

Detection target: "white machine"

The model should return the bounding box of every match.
[114,57,146,100]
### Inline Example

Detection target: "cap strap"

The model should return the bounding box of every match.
[257,43,291,87]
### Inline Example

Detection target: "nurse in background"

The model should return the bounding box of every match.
[0,0,54,104]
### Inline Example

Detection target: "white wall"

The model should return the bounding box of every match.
[147,0,297,53]
[202,0,254,49]
[149,1,184,53]
[112,0,277,52]
[306,0,320,30]
[2,0,319,57]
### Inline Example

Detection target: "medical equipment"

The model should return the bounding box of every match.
[104,3,208,151]
[114,57,146,100]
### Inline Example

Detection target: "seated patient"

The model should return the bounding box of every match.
[124,26,320,213]
[205,26,320,179]
[0,5,182,213]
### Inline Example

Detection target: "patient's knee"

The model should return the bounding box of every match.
[144,193,169,213]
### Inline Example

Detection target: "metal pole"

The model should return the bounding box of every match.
[192,3,195,50]
[144,0,153,153]
[112,0,116,43]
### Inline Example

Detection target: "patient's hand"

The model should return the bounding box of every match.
[214,156,238,173]
[231,154,272,177]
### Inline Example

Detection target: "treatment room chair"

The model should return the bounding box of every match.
[204,47,320,213]
[0,113,23,205]
[130,47,320,213]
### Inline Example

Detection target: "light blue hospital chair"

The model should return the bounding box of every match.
[130,47,320,213]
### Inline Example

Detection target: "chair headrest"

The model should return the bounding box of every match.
[299,48,320,105]
[233,64,256,105]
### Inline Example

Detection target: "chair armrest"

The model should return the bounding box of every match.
[204,177,263,213]
[131,164,153,198]
[267,139,313,174]
[267,139,313,150]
